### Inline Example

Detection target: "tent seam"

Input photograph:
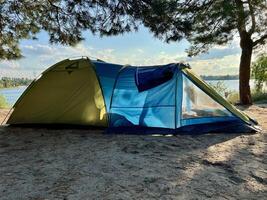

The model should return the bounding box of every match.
[108,65,129,127]
[89,58,109,126]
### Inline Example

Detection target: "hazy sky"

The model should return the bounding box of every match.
[0,26,243,78]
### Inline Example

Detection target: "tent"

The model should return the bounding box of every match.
[7,57,259,134]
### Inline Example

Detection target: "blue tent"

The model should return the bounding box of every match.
[93,59,258,134]
[7,57,259,134]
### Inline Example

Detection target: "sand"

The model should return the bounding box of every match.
[0,105,266,200]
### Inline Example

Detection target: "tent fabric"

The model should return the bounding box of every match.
[7,59,107,126]
[110,66,176,128]
[135,64,177,92]
[108,120,255,134]
[7,57,258,134]
[91,60,123,113]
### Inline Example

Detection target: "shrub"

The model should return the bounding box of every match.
[252,54,267,92]
[251,90,267,104]
[226,90,267,104]
[209,81,228,96]
[227,92,239,104]
[209,81,235,99]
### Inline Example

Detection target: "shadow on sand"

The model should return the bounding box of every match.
[0,125,265,200]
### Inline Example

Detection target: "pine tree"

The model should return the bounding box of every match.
[1,0,267,105]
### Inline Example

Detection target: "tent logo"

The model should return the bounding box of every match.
[65,62,79,74]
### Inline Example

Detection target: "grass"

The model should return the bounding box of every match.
[252,91,267,104]
[208,79,267,104]
[0,95,9,109]
[227,92,240,104]
[226,90,267,104]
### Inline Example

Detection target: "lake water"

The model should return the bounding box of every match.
[207,80,257,91]
[0,80,255,107]
[0,86,27,106]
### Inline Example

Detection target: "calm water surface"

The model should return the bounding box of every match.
[0,80,255,107]
[207,79,256,91]
[0,86,27,106]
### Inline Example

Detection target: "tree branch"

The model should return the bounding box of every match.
[247,0,256,35]
[253,34,267,47]
[234,0,247,33]
[47,0,62,34]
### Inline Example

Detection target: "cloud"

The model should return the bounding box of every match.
[0,39,241,78]
[188,54,240,75]
[0,60,20,69]
[0,43,119,77]
[184,35,241,75]
[22,44,55,56]
[188,44,240,61]
[137,48,144,53]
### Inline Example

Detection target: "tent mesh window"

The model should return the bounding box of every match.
[182,75,232,119]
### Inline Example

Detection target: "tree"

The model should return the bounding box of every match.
[132,0,267,105]
[0,0,140,59]
[1,1,267,105]
[252,54,267,92]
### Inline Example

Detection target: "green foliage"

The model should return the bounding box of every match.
[0,95,9,108]
[131,0,267,56]
[226,89,267,104]
[252,54,267,92]
[1,1,267,60]
[209,80,267,104]
[0,77,32,88]
[251,90,267,104]
[0,0,141,59]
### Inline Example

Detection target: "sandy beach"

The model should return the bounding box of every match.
[0,105,266,199]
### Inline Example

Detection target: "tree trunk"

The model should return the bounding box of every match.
[239,34,253,105]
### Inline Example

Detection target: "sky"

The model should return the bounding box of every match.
[0,26,243,78]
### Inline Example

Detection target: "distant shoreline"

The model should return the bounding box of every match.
[0,77,32,89]
[201,75,239,81]
[0,85,28,90]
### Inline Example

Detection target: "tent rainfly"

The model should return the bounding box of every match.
[7,57,259,134]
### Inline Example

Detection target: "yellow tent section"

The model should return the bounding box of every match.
[7,58,108,126]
